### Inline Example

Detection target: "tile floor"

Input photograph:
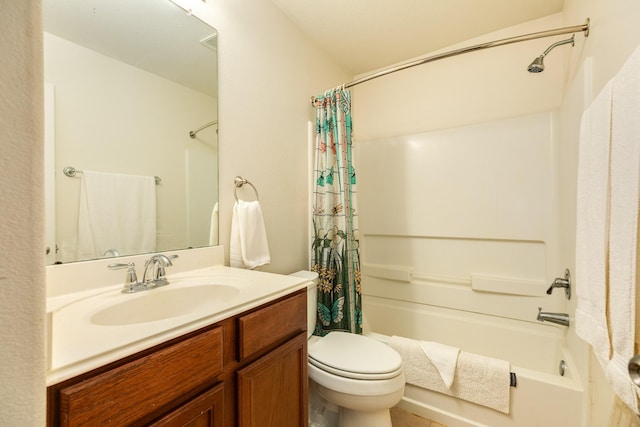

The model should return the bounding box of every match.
[390,407,447,427]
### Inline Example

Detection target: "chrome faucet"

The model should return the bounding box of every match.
[108,262,145,293]
[142,254,178,287]
[537,307,570,326]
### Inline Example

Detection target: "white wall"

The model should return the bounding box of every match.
[44,32,217,261]
[0,1,46,425]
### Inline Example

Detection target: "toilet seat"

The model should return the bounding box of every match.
[308,332,403,380]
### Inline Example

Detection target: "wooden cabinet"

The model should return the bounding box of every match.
[237,333,307,427]
[150,384,224,427]
[47,289,307,427]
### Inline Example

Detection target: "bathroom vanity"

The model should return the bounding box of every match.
[45,248,309,427]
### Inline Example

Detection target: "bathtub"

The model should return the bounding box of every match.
[364,296,584,427]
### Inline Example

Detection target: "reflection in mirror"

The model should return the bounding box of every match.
[43,0,219,265]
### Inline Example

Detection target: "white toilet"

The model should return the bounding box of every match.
[291,271,405,427]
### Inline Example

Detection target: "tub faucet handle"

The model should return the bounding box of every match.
[546,268,571,299]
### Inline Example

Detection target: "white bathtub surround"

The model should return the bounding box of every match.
[607,45,640,414]
[389,335,511,414]
[229,200,271,269]
[357,113,584,425]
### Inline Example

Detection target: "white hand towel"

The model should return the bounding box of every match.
[574,80,613,364]
[607,45,640,414]
[418,340,460,389]
[77,171,156,260]
[230,200,270,269]
[389,335,511,414]
[209,202,219,246]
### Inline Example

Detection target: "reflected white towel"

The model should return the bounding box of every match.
[418,341,460,389]
[230,200,270,269]
[209,202,219,245]
[77,171,156,260]
[607,45,640,414]
[574,80,613,364]
[389,335,511,414]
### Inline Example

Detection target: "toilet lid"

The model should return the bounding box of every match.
[308,332,403,380]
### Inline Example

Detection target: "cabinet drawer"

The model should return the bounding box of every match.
[238,291,306,360]
[58,326,223,426]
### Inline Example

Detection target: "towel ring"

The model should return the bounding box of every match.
[234,176,259,202]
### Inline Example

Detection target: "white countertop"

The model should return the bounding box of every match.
[47,263,310,386]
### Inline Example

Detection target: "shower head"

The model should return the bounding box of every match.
[528,56,545,73]
[527,34,575,73]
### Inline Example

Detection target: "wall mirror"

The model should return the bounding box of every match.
[43,0,219,265]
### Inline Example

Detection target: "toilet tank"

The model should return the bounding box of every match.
[289,270,318,338]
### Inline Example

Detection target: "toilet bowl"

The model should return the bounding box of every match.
[290,271,405,427]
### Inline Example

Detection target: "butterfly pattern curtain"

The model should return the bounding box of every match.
[312,87,362,335]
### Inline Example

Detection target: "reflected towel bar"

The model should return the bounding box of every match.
[63,166,161,185]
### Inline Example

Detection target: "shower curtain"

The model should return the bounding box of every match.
[312,87,362,335]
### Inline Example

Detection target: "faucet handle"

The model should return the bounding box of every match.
[108,262,143,293]
[546,268,571,299]
[155,255,179,285]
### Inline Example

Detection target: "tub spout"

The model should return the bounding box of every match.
[537,307,570,326]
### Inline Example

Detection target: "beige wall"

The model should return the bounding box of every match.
[0,1,46,425]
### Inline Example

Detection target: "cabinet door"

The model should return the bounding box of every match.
[237,332,307,427]
[150,383,224,427]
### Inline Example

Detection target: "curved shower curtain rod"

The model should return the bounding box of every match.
[310,18,590,104]
[189,120,218,139]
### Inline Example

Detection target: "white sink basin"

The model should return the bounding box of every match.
[90,284,241,326]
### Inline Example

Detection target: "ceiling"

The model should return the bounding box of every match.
[272,0,565,76]
[43,0,218,97]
